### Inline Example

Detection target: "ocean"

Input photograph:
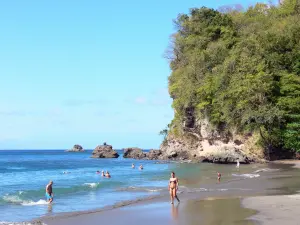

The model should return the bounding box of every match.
[0,150,285,223]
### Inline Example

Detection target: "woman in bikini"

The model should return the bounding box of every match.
[169,172,180,204]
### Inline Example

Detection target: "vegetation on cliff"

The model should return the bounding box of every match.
[166,0,300,156]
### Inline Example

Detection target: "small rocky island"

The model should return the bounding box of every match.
[91,143,119,158]
[66,144,84,152]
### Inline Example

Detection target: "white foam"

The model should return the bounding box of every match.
[254,168,280,173]
[218,189,228,192]
[83,183,99,188]
[232,173,260,178]
[21,199,48,206]
[2,195,23,204]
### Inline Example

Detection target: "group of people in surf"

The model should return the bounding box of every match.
[96,170,111,178]
[131,163,143,170]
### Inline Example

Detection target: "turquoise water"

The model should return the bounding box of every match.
[0,150,271,223]
[0,150,172,222]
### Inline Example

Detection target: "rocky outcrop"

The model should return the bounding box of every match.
[123,148,146,159]
[147,149,164,160]
[92,144,119,158]
[122,148,164,160]
[159,116,264,164]
[66,144,84,152]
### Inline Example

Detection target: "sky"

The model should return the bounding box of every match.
[0,0,268,149]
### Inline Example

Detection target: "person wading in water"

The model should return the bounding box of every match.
[169,172,180,204]
[45,180,54,203]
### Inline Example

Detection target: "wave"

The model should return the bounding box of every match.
[117,186,164,192]
[232,173,260,179]
[1,181,123,206]
[21,200,48,206]
[2,195,23,204]
[83,183,100,188]
[254,168,280,173]
[7,166,26,170]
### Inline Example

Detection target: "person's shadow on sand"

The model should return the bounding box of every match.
[171,203,179,222]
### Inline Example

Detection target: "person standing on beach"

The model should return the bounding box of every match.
[169,172,180,204]
[45,181,54,203]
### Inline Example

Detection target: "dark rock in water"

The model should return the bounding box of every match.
[92,144,119,158]
[147,149,163,160]
[123,148,146,159]
[66,144,84,152]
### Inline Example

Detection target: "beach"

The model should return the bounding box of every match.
[2,150,300,225]
[38,161,300,225]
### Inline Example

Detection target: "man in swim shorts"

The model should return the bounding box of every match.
[45,180,54,203]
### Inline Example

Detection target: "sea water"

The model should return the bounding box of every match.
[0,150,280,222]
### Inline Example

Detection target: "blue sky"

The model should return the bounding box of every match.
[0,0,267,149]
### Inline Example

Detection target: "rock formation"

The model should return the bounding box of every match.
[91,144,119,158]
[66,144,84,152]
[159,116,264,164]
[123,148,146,159]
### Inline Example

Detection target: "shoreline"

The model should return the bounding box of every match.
[5,160,300,225]
[39,160,299,225]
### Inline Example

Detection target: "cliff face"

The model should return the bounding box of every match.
[160,3,300,162]
[160,113,265,163]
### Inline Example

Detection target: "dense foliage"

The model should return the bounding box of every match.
[167,0,300,153]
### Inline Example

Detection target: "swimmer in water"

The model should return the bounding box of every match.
[168,172,180,204]
[139,165,143,170]
[132,163,135,169]
[96,171,100,174]
[105,171,111,178]
[101,171,105,177]
[217,172,221,182]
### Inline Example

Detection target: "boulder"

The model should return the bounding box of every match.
[147,149,163,160]
[92,144,119,158]
[66,144,84,152]
[123,148,146,159]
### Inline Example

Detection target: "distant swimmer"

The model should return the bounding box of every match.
[101,171,105,177]
[169,172,180,204]
[236,159,240,168]
[139,165,143,170]
[45,181,54,203]
[63,171,70,174]
[217,172,221,182]
[132,163,135,169]
[96,171,100,174]
[105,171,111,178]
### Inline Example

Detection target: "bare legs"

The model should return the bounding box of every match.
[170,188,180,204]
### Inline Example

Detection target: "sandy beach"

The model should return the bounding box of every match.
[34,160,300,225]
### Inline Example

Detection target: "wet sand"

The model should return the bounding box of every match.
[242,160,300,225]
[43,198,256,225]
[39,161,300,225]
